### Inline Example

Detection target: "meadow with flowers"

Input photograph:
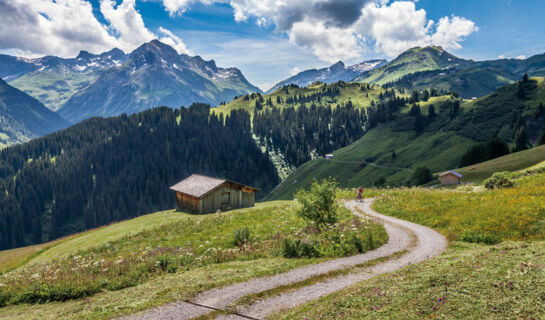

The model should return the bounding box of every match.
[275,172,545,319]
[0,200,386,319]
[373,172,545,243]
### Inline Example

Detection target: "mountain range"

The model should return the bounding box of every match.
[58,40,261,123]
[356,46,545,98]
[1,48,128,111]
[0,79,69,148]
[267,59,386,93]
[1,40,260,123]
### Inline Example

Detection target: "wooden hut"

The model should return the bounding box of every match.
[439,170,463,186]
[170,174,259,214]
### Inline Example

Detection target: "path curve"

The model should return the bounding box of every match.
[121,199,446,320]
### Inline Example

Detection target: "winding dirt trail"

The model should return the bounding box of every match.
[121,199,446,320]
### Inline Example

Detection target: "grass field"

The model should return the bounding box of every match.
[0,208,200,272]
[0,200,387,318]
[373,172,545,243]
[455,144,545,183]
[276,241,545,320]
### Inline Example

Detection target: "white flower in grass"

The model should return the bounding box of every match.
[30,273,40,279]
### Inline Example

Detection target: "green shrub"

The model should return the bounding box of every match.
[282,238,299,258]
[484,171,515,189]
[167,264,177,273]
[282,239,319,258]
[295,178,339,227]
[461,232,500,245]
[232,227,251,247]
[156,255,170,271]
[350,235,365,253]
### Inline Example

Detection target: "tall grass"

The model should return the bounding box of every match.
[0,201,386,307]
[374,173,545,243]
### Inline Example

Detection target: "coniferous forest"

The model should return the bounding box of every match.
[0,104,278,250]
[252,101,367,167]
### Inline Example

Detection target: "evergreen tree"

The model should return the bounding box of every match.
[513,126,530,152]
[538,127,545,146]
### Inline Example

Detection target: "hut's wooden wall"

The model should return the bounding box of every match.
[176,192,200,213]
[199,183,256,214]
[176,183,256,214]
[440,174,460,186]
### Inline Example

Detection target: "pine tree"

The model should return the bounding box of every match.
[514,126,530,151]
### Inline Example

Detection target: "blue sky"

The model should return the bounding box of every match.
[1,0,544,90]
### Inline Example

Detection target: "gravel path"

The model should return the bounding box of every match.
[121,199,446,320]
[216,199,447,319]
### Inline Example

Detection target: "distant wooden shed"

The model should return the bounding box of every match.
[170,174,259,214]
[439,170,463,186]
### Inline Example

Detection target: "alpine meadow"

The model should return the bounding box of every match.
[1,1,544,320]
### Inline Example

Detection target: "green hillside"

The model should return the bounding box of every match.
[355,46,467,85]
[357,46,545,98]
[266,127,474,200]
[267,78,545,199]
[9,67,99,112]
[0,79,69,148]
[455,144,545,183]
[214,81,405,116]
[0,201,386,319]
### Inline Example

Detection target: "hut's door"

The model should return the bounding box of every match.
[221,192,231,211]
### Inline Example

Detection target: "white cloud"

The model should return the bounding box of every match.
[0,0,118,57]
[516,54,527,60]
[0,0,190,57]
[163,0,478,61]
[158,27,191,54]
[498,54,506,59]
[288,18,362,63]
[355,1,433,56]
[290,67,301,76]
[431,16,478,50]
[100,0,155,50]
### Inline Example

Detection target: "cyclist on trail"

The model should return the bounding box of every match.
[357,186,364,202]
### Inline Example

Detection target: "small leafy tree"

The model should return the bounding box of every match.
[294,178,339,227]
[411,167,433,186]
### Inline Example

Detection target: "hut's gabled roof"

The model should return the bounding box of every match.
[170,174,258,198]
[439,170,463,178]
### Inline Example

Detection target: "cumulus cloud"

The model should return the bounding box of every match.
[431,16,478,50]
[289,18,362,63]
[290,67,301,76]
[516,54,527,60]
[0,0,189,58]
[164,0,478,62]
[355,1,433,56]
[157,27,191,54]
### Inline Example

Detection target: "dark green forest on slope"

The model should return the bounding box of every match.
[0,104,279,250]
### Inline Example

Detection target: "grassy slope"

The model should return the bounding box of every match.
[374,172,545,242]
[268,78,545,199]
[28,209,202,266]
[455,144,545,183]
[277,173,545,320]
[277,241,545,320]
[267,126,475,200]
[214,82,404,117]
[357,46,464,85]
[9,67,98,111]
[0,208,200,273]
[0,201,387,319]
